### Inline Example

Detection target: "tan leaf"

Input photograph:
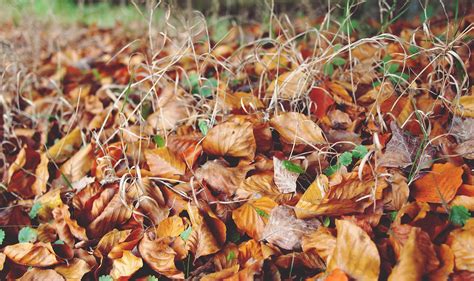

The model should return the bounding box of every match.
[383,171,409,210]
[18,268,65,281]
[270,112,325,146]
[327,220,380,281]
[388,227,439,281]
[139,232,184,279]
[275,251,325,270]
[296,172,387,218]
[7,146,27,183]
[31,153,49,195]
[195,159,253,196]
[147,85,191,132]
[301,227,336,263]
[236,171,292,203]
[144,147,186,179]
[266,69,309,99]
[60,144,93,182]
[55,258,91,281]
[0,253,5,271]
[47,128,83,162]
[216,92,264,112]
[447,219,474,271]
[156,216,185,238]
[262,206,319,250]
[110,250,143,279]
[52,205,88,247]
[94,228,142,260]
[202,117,256,159]
[4,242,60,267]
[232,197,277,240]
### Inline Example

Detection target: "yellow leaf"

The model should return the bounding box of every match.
[156,216,185,238]
[110,250,143,279]
[327,220,380,281]
[453,95,474,117]
[47,128,83,162]
[232,197,277,240]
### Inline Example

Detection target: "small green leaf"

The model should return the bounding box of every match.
[385,63,400,74]
[29,202,41,219]
[333,44,342,52]
[339,152,353,166]
[0,229,5,245]
[91,68,101,81]
[421,5,434,23]
[226,251,236,261]
[332,57,346,66]
[198,120,209,136]
[449,205,471,226]
[199,78,218,97]
[255,207,269,218]
[372,81,382,88]
[54,239,65,245]
[382,55,392,63]
[323,63,334,76]
[99,275,113,281]
[18,227,37,243]
[140,101,152,120]
[390,211,398,222]
[324,163,341,177]
[282,160,305,174]
[229,231,241,243]
[352,145,368,159]
[147,275,159,281]
[180,226,192,241]
[323,217,330,227]
[153,135,165,147]
[408,45,419,55]
[186,73,200,89]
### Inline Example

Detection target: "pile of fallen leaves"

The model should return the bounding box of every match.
[1,9,474,281]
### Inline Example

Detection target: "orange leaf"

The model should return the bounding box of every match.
[413,163,463,203]
[325,269,349,281]
[232,197,277,240]
[309,87,335,118]
[110,250,143,280]
[4,242,61,267]
[144,147,186,179]
[18,268,64,281]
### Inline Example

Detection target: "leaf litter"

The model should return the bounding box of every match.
[0,2,474,280]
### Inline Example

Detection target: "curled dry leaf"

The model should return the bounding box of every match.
[327,220,380,281]
[4,242,60,267]
[412,162,463,203]
[202,117,256,159]
[383,171,409,210]
[295,172,387,218]
[270,112,325,146]
[275,250,325,270]
[95,228,142,260]
[144,147,186,179]
[273,157,299,193]
[388,227,439,281]
[18,268,65,281]
[428,244,454,281]
[301,227,336,263]
[262,205,319,250]
[447,219,474,271]
[139,231,185,279]
[110,250,143,280]
[54,258,91,281]
[195,159,253,196]
[186,205,227,259]
[52,204,88,247]
[232,197,277,240]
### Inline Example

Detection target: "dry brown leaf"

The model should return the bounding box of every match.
[18,268,65,281]
[195,159,253,196]
[94,228,142,260]
[270,112,325,146]
[262,205,319,250]
[232,197,277,240]
[266,69,309,99]
[54,258,91,281]
[60,144,93,182]
[301,227,336,263]
[235,171,292,203]
[0,253,5,271]
[32,153,49,196]
[144,147,186,179]
[428,244,454,281]
[295,172,387,218]
[412,162,463,203]
[383,171,410,210]
[273,157,299,193]
[202,117,256,159]
[325,268,350,281]
[275,250,325,270]
[139,231,184,279]
[453,95,474,117]
[187,205,227,259]
[327,220,380,281]
[447,218,474,271]
[388,227,439,281]
[4,242,61,267]
[52,205,88,247]
[110,250,143,279]
[156,215,185,238]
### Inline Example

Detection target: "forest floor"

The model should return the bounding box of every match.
[1,2,474,280]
